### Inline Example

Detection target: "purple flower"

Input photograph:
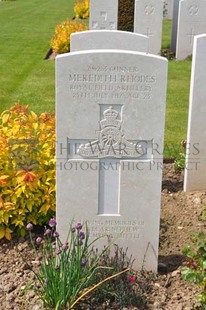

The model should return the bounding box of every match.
[36,237,42,245]
[55,265,60,270]
[55,248,61,255]
[75,223,82,230]
[44,228,52,236]
[49,218,57,227]
[47,254,51,260]
[38,254,43,261]
[53,231,59,238]
[45,278,49,285]
[79,231,85,240]
[62,243,69,251]
[26,223,33,231]
[71,227,76,233]
[81,257,87,267]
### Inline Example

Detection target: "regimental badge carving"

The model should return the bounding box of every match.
[78,106,144,159]
[145,4,155,15]
[188,5,199,15]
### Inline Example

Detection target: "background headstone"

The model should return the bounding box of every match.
[176,0,206,60]
[163,0,174,19]
[70,30,149,53]
[89,0,118,30]
[184,34,206,191]
[56,50,168,272]
[171,0,180,53]
[134,0,164,54]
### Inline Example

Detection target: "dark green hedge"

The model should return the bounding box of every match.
[118,0,135,32]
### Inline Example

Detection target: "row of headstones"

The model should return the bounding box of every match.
[89,0,206,60]
[89,0,164,55]
[70,29,206,191]
[56,6,206,272]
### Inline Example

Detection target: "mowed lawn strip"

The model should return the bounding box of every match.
[0,0,75,113]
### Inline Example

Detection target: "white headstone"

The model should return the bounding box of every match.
[171,0,180,53]
[70,30,149,53]
[176,0,206,60]
[56,50,168,272]
[164,0,174,19]
[134,0,164,55]
[184,34,206,191]
[89,0,118,30]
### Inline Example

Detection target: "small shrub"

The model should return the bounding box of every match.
[88,245,152,309]
[26,220,129,309]
[50,19,88,54]
[182,232,206,307]
[74,0,89,19]
[161,49,175,60]
[174,152,186,173]
[0,104,55,239]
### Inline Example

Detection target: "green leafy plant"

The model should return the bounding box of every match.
[182,232,206,307]
[26,219,129,310]
[174,152,186,173]
[88,245,152,309]
[0,104,55,239]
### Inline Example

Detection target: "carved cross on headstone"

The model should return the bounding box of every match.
[89,0,118,30]
[144,27,153,37]
[187,28,196,45]
[68,105,145,216]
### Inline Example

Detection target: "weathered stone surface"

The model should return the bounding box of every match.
[56,50,168,271]
[176,0,206,60]
[89,0,118,30]
[184,34,206,191]
[70,30,148,53]
[134,0,164,54]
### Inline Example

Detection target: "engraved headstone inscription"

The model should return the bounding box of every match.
[70,30,149,53]
[89,0,118,30]
[184,34,206,191]
[176,0,206,60]
[56,50,168,271]
[134,0,164,55]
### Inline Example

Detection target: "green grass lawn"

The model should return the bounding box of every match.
[0,4,191,157]
[0,0,75,113]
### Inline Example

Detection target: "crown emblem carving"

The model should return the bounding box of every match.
[100,106,121,130]
[78,106,144,159]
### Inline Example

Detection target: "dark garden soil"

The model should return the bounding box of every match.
[0,163,206,310]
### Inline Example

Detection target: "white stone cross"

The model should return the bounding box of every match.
[66,105,148,216]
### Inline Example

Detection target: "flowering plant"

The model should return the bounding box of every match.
[26,219,129,309]
[74,0,89,19]
[0,104,55,240]
[50,19,88,54]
